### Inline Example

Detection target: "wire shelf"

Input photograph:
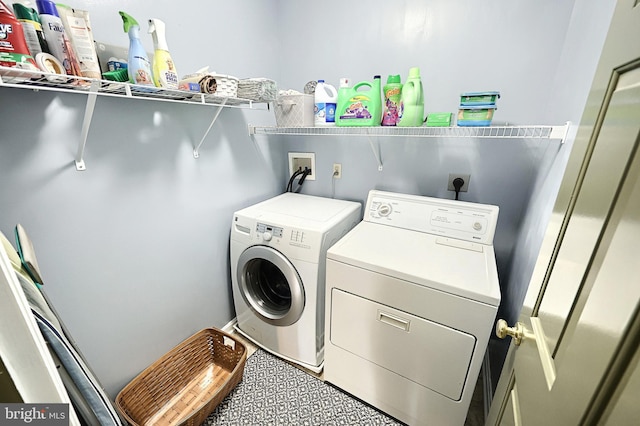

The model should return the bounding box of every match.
[249,123,570,172]
[0,66,272,170]
[249,125,568,140]
[0,66,266,109]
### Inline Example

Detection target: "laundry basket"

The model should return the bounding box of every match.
[115,328,246,426]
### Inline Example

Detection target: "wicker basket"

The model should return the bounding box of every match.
[115,328,246,426]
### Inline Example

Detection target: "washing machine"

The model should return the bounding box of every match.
[231,193,361,372]
[324,190,501,426]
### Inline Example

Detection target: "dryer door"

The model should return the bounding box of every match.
[237,246,305,326]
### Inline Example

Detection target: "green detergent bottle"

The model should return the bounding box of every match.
[398,67,424,127]
[382,74,402,126]
[335,75,382,127]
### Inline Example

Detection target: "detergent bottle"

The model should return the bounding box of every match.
[382,74,402,126]
[12,3,49,56]
[398,67,424,127]
[36,0,81,75]
[0,0,38,70]
[335,75,382,127]
[148,18,178,89]
[119,11,153,85]
[314,79,338,126]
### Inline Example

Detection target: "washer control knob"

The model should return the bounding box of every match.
[473,222,483,231]
[377,203,392,217]
[263,232,272,241]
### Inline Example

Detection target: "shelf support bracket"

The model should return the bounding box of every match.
[366,132,383,171]
[560,121,571,144]
[193,98,228,158]
[75,79,100,171]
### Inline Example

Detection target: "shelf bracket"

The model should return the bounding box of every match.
[366,132,383,171]
[552,121,572,144]
[193,98,228,158]
[75,79,100,171]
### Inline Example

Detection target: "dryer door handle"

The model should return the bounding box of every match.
[378,310,411,332]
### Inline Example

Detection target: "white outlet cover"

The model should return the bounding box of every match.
[288,152,316,181]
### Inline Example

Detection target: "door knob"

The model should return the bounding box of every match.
[496,319,525,346]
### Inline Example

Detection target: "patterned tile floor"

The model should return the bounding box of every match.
[229,331,486,426]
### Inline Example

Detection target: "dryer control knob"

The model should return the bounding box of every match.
[263,232,273,241]
[473,222,483,231]
[377,203,392,217]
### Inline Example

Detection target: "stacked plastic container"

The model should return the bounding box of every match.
[457,91,500,126]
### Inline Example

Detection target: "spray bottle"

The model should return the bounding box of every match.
[148,18,178,89]
[119,11,153,85]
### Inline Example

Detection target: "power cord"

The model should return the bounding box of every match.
[286,167,312,193]
[295,167,312,193]
[453,177,465,201]
[286,168,304,192]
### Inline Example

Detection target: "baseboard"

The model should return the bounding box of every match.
[222,317,238,334]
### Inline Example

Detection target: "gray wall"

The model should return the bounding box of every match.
[0,0,283,397]
[0,0,614,401]
[271,0,615,385]
[273,0,578,311]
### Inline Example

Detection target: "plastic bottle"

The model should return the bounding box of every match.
[314,79,338,126]
[119,11,153,86]
[36,0,79,75]
[0,0,38,70]
[335,75,382,127]
[398,67,424,127]
[148,18,178,89]
[382,74,402,126]
[12,3,49,56]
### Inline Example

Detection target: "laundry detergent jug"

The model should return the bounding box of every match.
[314,79,338,126]
[398,67,424,127]
[335,75,381,127]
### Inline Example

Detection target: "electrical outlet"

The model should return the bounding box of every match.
[333,163,342,179]
[447,174,470,192]
[288,152,316,181]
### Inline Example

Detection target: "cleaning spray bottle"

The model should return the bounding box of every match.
[119,11,152,85]
[148,18,178,89]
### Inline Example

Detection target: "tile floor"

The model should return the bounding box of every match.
[230,330,486,426]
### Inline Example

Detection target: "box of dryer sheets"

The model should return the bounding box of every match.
[274,91,314,127]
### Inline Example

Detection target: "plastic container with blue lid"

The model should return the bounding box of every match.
[460,91,500,106]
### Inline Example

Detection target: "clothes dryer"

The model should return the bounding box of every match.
[231,193,361,372]
[324,190,501,425]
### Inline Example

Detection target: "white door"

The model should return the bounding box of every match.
[487,0,640,424]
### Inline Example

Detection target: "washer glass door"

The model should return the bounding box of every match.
[237,246,305,326]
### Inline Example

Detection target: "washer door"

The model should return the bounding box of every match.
[237,245,305,326]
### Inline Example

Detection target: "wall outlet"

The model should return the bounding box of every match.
[447,173,470,192]
[333,163,342,179]
[288,152,316,180]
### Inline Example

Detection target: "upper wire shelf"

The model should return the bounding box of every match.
[0,66,266,108]
[0,66,271,170]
